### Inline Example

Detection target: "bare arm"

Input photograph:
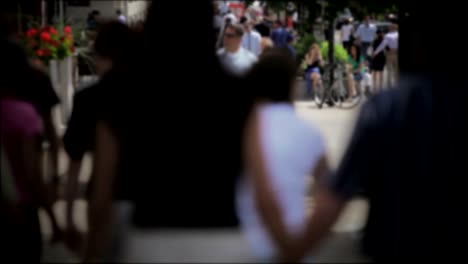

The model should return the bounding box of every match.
[290,156,343,260]
[373,35,388,56]
[318,53,325,67]
[84,121,119,261]
[292,187,346,260]
[245,108,295,258]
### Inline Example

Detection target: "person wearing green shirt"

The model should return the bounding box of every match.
[347,43,365,99]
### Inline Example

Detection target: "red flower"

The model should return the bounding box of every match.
[64,26,73,35]
[50,27,59,35]
[50,39,60,48]
[41,32,52,42]
[37,49,44,57]
[27,28,39,37]
[43,48,52,57]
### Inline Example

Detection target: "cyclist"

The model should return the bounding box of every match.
[304,44,324,100]
[346,43,365,99]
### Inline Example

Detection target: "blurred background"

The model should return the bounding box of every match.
[2,0,409,262]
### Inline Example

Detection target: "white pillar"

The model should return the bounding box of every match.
[41,0,47,26]
[59,0,64,31]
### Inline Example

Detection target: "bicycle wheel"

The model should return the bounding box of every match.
[339,81,363,109]
[318,64,343,108]
[314,80,326,107]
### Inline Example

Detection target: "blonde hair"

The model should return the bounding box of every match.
[308,43,321,59]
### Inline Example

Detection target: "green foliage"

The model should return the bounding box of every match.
[294,33,317,63]
[320,41,348,62]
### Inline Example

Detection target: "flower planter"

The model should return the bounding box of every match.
[49,56,74,125]
[23,24,77,126]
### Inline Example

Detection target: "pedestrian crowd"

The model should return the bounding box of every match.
[340,16,399,91]
[1,1,465,263]
[214,1,296,77]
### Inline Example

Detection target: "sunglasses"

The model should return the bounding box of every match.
[224,33,239,38]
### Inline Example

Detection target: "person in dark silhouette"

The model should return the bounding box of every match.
[63,21,137,255]
[1,16,61,202]
[84,1,251,261]
[269,4,467,262]
[1,37,62,263]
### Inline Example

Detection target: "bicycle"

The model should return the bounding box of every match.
[316,62,364,109]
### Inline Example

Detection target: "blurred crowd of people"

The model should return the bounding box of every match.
[340,16,399,91]
[1,1,466,263]
[214,1,296,77]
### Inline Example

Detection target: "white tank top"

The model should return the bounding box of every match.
[236,103,325,260]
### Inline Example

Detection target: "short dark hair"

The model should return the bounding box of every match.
[225,23,244,37]
[247,48,297,103]
[116,9,122,15]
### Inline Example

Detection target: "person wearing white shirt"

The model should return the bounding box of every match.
[242,20,262,56]
[373,23,399,87]
[356,16,377,58]
[237,49,329,262]
[217,23,258,76]
[341,18,354,52]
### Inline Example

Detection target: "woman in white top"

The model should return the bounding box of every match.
[237,48,330,262]
[341,18,354,52]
